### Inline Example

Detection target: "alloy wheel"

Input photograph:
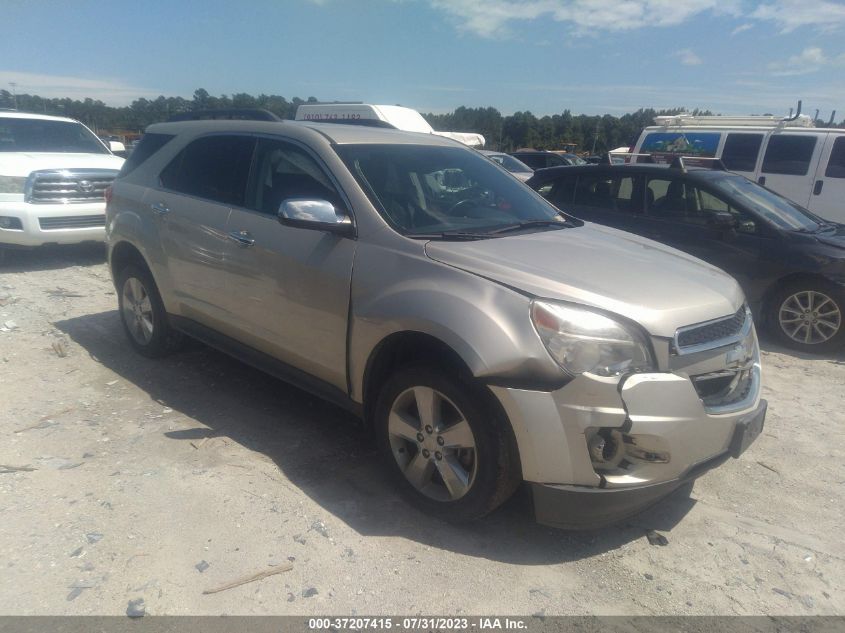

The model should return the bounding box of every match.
[778,290,842,345]
[121,277,155,345]
[387,386,478,502]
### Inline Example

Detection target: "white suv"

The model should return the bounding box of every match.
[0,112,124,252]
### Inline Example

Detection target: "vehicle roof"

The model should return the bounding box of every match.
[144,119,461,147]
[528,163,738,182]
[0,111,79,124]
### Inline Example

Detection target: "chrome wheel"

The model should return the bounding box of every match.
[387,386,478,502]
[778,290,842,345]
[121,277,154,345]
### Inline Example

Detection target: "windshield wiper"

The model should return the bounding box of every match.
[407,232,493,241]
[485,219,572,235]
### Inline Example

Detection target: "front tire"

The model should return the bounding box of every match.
[374,365,521,522]
[116,264,180,358]
[767,280,845,353]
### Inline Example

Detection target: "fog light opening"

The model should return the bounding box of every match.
[0,216,23,230]
[588,429,624,469]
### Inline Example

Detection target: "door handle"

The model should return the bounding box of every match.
[757,176,766,186]
[150,202,170,215]
[228,230,255,247]
[813,179,824,195]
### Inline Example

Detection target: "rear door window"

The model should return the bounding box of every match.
[722,133,763,172]
[159,135,256,206]
[762,135,817,176]
[825,136,845,179]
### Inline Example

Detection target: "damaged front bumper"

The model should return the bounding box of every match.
[490,325,765,529]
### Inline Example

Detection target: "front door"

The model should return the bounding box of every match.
[222,137,356,391]
[640,176,767,303]
[807,134,845,223]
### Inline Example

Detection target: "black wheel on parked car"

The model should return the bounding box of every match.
[116,264,180,358]
[768,280,845,353]
[374,365,521,522]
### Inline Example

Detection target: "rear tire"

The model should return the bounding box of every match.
[374,365,521,522]
[767,280,845,353]
[116,264,181,358]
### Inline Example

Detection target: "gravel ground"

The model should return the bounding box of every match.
[0,244,843,616]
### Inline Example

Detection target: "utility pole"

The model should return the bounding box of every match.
[590,119,600,154]
[9,82,17,109]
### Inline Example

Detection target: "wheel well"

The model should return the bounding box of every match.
[362,332,473,425]
[110,241,151,285]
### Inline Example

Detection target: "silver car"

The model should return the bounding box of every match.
[106,119,766,528]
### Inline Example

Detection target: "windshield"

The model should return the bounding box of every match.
[337,144,569,236]
[561,154,587,165]
[0,118,109,154]
[709,174,824,232]
[484,152,533,174]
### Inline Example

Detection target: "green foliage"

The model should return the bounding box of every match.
[2,88,842,143]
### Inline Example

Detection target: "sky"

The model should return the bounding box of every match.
[2,0,845,118]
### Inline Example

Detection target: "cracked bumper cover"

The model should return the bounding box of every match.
[490,352,766,528]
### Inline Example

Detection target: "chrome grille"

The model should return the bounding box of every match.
[674,305,749,354]
[39,215,105,230]
[26,169,118,204]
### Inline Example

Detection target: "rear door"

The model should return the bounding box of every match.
[221,136,356,391]
[806,134,845,223]
[154,134,256,331]
[757,132,824,208]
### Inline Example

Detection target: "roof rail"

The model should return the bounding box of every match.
[167,109,282,122]
[653,101,814,129]
[669,156,727,172]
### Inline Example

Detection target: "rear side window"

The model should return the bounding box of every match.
[825,137,845,179]
[574,174,642,213]
[118,133,174,177]
[762,135,817,176]
[160,135,256,206]
[515,154,546,170]
[722,133,763,172]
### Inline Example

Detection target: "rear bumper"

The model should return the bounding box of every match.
[0,200,106,246]
[530,399,767,529]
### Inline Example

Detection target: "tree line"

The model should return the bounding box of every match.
[2,88,842,154]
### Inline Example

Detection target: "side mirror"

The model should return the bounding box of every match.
[709,211,737,229]
[109,141,126,154]
[277,198,353,235]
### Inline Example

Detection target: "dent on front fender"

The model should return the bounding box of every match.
[347,243,563,403]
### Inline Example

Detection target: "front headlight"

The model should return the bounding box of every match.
[531,300,654,377]
[0,175,26,194]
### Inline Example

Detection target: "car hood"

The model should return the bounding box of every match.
[425,223,744,338]
[0,152,124,177]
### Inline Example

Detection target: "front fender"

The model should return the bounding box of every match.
[348,243,564,403]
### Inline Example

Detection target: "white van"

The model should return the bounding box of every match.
[632,113,845,223]
[295,103,485,148]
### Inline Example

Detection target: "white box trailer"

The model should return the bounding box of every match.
[295,104,485,148]
[631,108,845,223]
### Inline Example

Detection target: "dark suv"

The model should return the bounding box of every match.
[509,150,585,170]
[527,162,845,353]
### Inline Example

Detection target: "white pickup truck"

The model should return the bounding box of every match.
[0,111,124,253]
[295,103,485,148]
